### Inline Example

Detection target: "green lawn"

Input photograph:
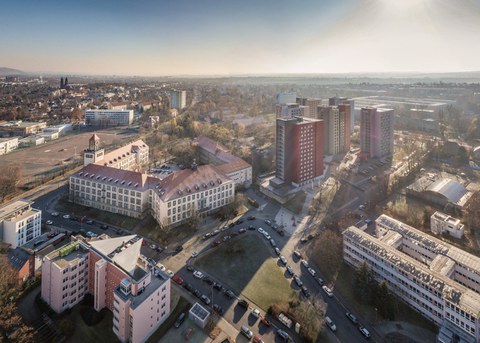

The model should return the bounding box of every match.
[55,196,140,229]
[334,263,437,333]
[194,235,297,310]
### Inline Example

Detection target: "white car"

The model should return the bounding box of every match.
[301,259,310,268]
[63,214,70,219]
[325,316,337,332]
[307,267,316,277]
[156,263,166,271]
[166,269,174,278]
[45,220,53,225]
[263,232,271,240]
[257,227,265,234]
[193,271,204,279]
[251,308,260,318]
[191,251,199,258]
[51,212,59,217]
[322,285,333,297]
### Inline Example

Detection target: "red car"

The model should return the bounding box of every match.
[47,232,57,239]
[260,317,271,327]
[253,335,263,343]
[239,228,247,234]
[172,274,184,286]
[212,240,221,247]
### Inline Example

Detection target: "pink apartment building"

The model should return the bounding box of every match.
[41,235,171,343]
[360,107,394,159]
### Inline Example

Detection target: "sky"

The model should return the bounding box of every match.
[1,0,480,76]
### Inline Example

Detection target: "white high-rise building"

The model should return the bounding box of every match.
[0,200,42,248]
[169,90,186,110]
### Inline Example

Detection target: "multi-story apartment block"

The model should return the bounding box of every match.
[0,137,19,155]
[169,89,186,110]
[275,92,297,104]
[151,164,235,227]
[343,214,480,343]
[0,200,41,248]
[296,97,322,118]
[316,104,351,155]
[360,107,394,159]
[194,136,252,187]
[431,211,465,239]
[84,134,149,171]
[41,235,171,343]
[272,116,324,188]
[275,103,309,118]
[329,96,355,132]
[85,109,134,126]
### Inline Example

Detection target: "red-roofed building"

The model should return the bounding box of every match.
[193,136,252,187]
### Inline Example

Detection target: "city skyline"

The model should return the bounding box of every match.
[1,0,480,76]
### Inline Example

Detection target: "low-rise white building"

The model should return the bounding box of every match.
[85,109,134,126]
[0,137,19,155]
[19,135,44,147]
[343,214,480,343]
[0,200,42,248]
[39,131,59,141]
[189,303,210,329]
[431,211,465,239]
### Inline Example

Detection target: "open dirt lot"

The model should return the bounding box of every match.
[0,128,139,184]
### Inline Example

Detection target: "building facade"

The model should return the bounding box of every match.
[343,215,480,343]
[41,235,171,343]
[273,116,324,187]
[194,136,252,188]
[296,97,322,118]
[83,134,149,172]
[151,164,235,228]
[360,107,394,159]
[85,109,134,126]
[169,90,186,110]
[431,211,465,239]
[0,137,19,155]
[275,103,309,118]
[275,92,297,104]
[0,121,47,137]
[329,96,355,132]
[316,105,351,155]
[0,200,42,248]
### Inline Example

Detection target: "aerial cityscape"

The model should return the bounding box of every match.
[1,1,480,343]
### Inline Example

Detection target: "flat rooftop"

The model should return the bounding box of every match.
[47,243,89,268]
[0,200,32,220]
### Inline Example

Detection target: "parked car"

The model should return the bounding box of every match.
[203,277,214,285]
[293,250,302,259]
[307,267,316,277]
[213,304,224,315]
[247,216,256,220]
[213,282,222,291]
[200,295,211,305]
[253,336,263,343]
[345,312,358,324]
[172,274,183,285]
[63,214,70,219]
[301,259,310,268]
[359,326,371,338]
[257,227,264,234]
[317,277,325,286]
[286,266,294,275]
[277,329,291,341]
[239,228,247,234]
[100,224,109,230]
[212,240,221,247]
[174,313,186,328]
[241,326,253,339]
[202,233,211,240]
[166,270,174,278]
[294,276,303,287]
[45,220,53,225]
[51,212,59,217]
[263,232,271,240]
[193,289,201,298]
[175,245,183,253]
[251,308,260,318]
[301,285,311,298]
[260,317,271,326]
[279,256,287,265]
[183,283,193,292]
[225,290,235,299]
[270,239,276,247]
[191,251,199,258]
[325,316,337,332]
[47,232,56,238]
[248,225,255,230]
[237,299,249,309]
[186,265,194,272]
[86,219,94,225]
[322,285,333,297]
[264,219,272,226]
[274,247,281,256]
[193,271,204,279]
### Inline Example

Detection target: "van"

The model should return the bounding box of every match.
[359,326,371,338]
[325,316,336,332]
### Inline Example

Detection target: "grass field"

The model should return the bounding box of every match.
[137,215,197,245]
[194,235,297,311]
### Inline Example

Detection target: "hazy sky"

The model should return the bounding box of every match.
[1,0,480,75]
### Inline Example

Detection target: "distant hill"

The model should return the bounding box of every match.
[0,67,26,76]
